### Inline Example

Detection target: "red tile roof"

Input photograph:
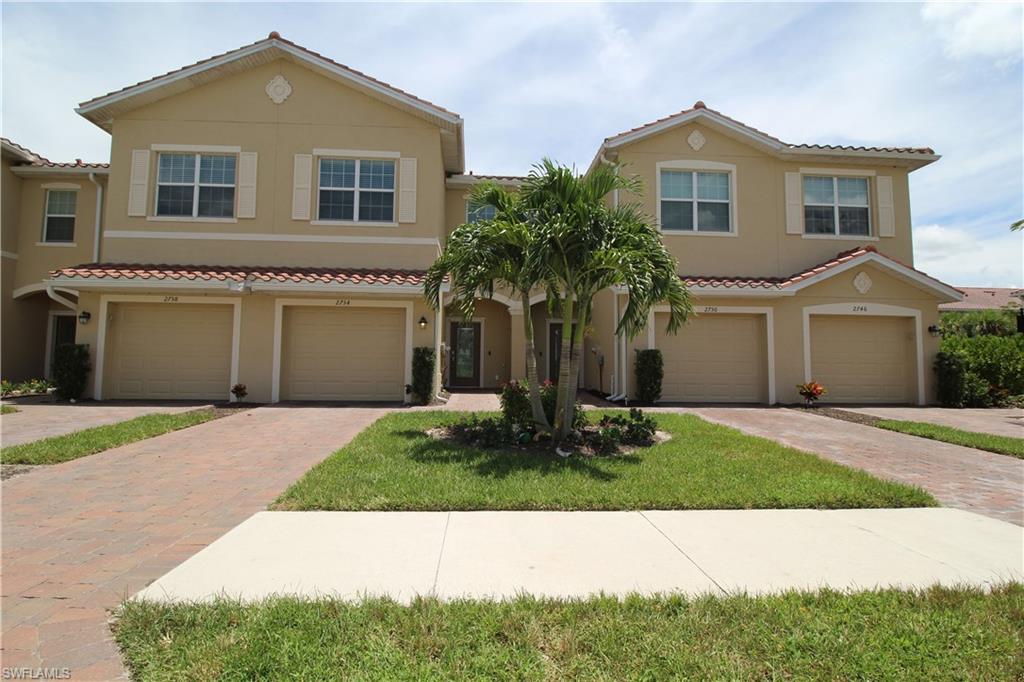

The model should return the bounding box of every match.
[939,287,1024,311]
[682,246,958,293]
[1,137,109,168]
[50,263,428,287]
[604,102,934,155]
[78,32,459,119]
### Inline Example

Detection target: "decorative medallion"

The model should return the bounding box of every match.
[853,271,873,295]
[687,129,706,151]
[265,75,292,105]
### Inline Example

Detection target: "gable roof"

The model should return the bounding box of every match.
[76,32,465,173]
[592,101,939,172]
[680,245,962,302]
[1,137,109,174]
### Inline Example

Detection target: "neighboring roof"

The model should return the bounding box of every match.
[681,245,963,302]
[1,137,109,173]
[48,263,428,289]
[939,287,1024,311]
[592,101,939,172]
[76,32,464,173]
[446,173,527,188]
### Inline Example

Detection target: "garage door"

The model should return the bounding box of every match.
[280,306,405,401]
[656,312,768,403]
[105,303,233,400]
[809,315,914,404]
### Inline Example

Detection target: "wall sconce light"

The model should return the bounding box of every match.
[78,311,91,325]
[927,325,940,337]
[418,316,428,330]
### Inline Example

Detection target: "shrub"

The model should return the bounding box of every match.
[409,347,436,405]
[52,344,90,401]
[231,383,248,401]
[939,309,1018,338]
[934,351,993,408]
[0,380,11,397]
[449,414,517,448]
[635,349,663,405]
[598,408,657,445]
[942,334,1024,398]
[500,380,584,431]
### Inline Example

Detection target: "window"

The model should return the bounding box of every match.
[660,170,731,232]
[467,200,497,223]
[803,175,870,236]
[43,190,76,242]
[318,158,395,222]
[156,153,236,218]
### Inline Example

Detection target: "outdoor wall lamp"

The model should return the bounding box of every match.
[418,316,429,330]
[927,325,940,337]
[78,311,91,325]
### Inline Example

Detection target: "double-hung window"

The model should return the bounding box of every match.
[318,158,395,223]
[467,200,497,223]
[156,153,236,218]
[660,170,731,232]
[43,190,76,242]
[803,176,870,236]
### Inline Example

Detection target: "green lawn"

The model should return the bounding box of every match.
[273,411,934,511]
[876,419,1024,459]
[0,405,18,415]
[114,585,1024,681]
[0,409,217,465]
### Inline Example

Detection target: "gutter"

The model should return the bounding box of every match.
[45,285,77,310]
[88,172,103,262]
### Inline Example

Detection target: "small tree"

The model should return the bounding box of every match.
[409,346,436,405]
[52,343,90,401]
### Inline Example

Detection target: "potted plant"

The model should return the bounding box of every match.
[796,381,827,407]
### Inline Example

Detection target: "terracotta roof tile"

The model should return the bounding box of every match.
[939,287,1024,311]
[1,137,109,168]
[50,263,428,287]
[604,102,933,155]
[78,32,459,119]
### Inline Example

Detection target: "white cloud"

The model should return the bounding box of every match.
[922,1,1023,62]
[914,224,1023,287]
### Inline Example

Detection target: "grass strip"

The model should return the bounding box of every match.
[876,419,1024,459]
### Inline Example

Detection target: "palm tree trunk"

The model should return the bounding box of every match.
[520,291,549,433]
[558,296,590,440]
[554,294,576,441]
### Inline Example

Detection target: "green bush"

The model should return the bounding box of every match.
[500,380,584,431]
[940,309,1018,337]
[408,347,436,405]
[933,352,990,408]
[635,349,663,405]
[52,344,91,401]
[942,334,1024,397]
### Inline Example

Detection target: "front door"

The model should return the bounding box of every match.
[449,322,481,387]
[49,314,76,378]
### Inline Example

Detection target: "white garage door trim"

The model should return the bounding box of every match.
[653,304,776,404]
[93,295,241,401]
[271,297,413,403]
[802,302,924,405]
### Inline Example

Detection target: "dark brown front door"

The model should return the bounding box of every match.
[449,322,481,387]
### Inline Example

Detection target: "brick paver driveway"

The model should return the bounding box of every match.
[659,407,1024,526]
[1,405,390,679]
[844,406,1024,439]
[1,400,205,447]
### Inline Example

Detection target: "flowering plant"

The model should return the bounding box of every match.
[231,383,248,401]
[796,381,827,405]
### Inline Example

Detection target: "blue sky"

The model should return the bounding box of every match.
[2,2,1021,286]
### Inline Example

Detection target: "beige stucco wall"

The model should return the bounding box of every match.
[2,156,23,255]
[103,58,446,269]
[612,262,942,405]
[613,123,915,278]
[1,264,50,381]
[74,288,435,403]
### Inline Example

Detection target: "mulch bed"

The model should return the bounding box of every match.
[426,425,671,457]
[790,405,881,427]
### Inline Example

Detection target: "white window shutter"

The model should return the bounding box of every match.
[784,172,802,234]
[292,154,312,220]
[128,149,150,217]
[237,152,258,219]
[398,157,417,223]
[876,176,895,237]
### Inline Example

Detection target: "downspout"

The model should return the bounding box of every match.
[88,172,103,262]
[45,285,76,311]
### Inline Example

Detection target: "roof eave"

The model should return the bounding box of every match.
[11,166,110,177]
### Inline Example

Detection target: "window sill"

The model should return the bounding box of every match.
[800,233,879,242]
[309,220,399,228]
[146,216,239,224]
[35,241,78,247]
[658,229,738,238]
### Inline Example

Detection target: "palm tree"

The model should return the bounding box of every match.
[424,181,552,433]
[521,159,692,442]
[1012,219,1023,231]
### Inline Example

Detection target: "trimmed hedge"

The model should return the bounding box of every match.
[635,349,663,405]
[409,347,436,405]
[53,343,91,401]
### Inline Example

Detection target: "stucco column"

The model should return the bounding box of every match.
[509,308,525,381]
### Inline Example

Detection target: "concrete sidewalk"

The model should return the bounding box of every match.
[137,508,1024,603]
